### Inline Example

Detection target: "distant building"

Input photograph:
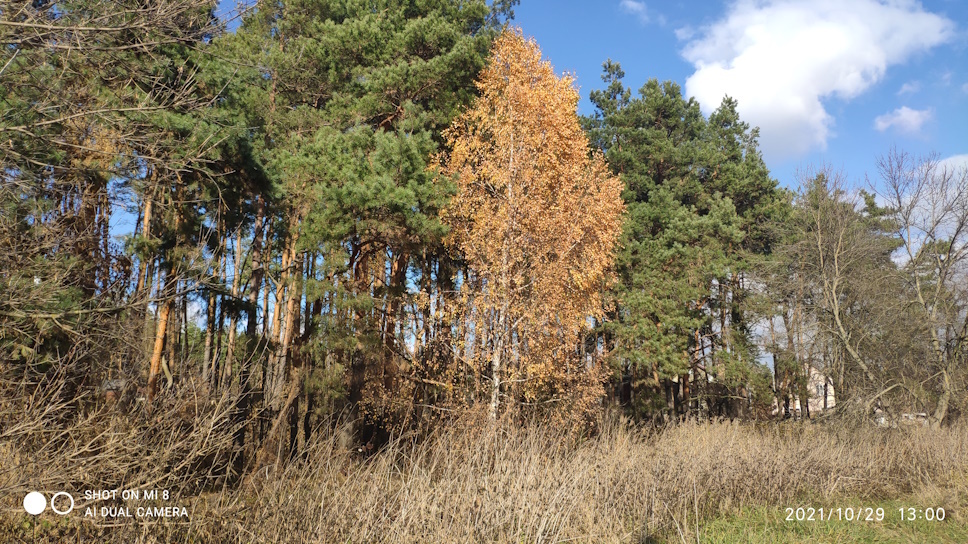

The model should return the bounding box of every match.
[803,365,835,415]
[772,365,835,419]
[873,409,928,428]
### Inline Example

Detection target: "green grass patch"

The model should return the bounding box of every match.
[681,500,967,544]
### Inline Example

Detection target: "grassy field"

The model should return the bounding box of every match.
[693,499,968,544]
[3,411,967,543]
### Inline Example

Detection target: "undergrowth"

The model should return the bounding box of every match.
[2,390,967,543]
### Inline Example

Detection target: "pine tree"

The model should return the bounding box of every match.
[0,0,223,391]
[585,65,781,420]
[212,0,514,449]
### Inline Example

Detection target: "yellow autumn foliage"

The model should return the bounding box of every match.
[441,28,625,427]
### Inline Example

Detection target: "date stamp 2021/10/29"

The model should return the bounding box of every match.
[784,506,946,523]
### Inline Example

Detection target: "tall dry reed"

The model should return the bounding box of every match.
[3,404,967,543]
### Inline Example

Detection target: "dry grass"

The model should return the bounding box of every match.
[3,400,968,543]
[223,416,967,543]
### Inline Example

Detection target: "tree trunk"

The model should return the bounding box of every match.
[268,215,302,409]
[347,240,370,409]
[274,249,303,408]
[165,289,179,381]
[223,227,245,390]
[135,172,156,298]
[931,369,950,430]
[233,195,265,478]
[382,251,408,391]
[203,281,216,386]
[147,275,174,403]
[489,331,503,420]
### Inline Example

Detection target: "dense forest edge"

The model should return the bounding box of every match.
[2,1,967,542]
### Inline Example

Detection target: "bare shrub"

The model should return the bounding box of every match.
[3,409,966,543]
[224,416,968,543]
[0,368,237,542]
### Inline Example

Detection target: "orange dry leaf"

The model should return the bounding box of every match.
[440,28,625,425]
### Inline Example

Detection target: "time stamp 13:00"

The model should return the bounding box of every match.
[785,507,946,522]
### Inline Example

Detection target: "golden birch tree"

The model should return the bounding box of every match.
[441,29,625,423]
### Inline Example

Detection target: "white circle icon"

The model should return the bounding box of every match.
[23,492,46,515]
[50,492,74,515]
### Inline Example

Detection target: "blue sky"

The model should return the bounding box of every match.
[510,0,968,188]
[216,0,968,189]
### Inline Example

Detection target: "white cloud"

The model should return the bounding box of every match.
[674,26,695,40]
[962,83,968,94]
[620,0,650,23]
[680,0,955,160]
[938,154,968,175]
[873,106,932,134]
[897,81,920,95]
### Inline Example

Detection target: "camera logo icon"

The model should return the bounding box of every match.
[23,491,74,515]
